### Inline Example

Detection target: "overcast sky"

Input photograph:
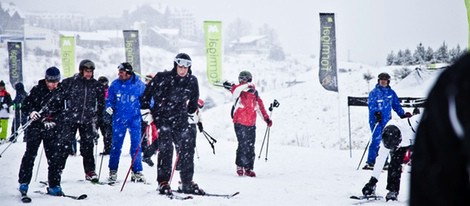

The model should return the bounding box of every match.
[2,0,468,66]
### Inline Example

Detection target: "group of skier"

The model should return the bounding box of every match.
[2,52,274,199]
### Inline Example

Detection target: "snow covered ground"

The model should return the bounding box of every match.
[0,48,442,205]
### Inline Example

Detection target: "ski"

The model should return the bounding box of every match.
[20,194,32,203]
[350,195,383,200]
[164,193,193,200]
[34,190,87,200]
[78,179,116,186]
[172,190,239,199]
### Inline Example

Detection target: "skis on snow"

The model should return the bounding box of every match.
[33,190,87,200]
[171,190,239,199]
[350,195,383,201]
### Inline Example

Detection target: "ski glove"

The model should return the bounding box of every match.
[197,122,204,133]
[2,103,7,109]
[222,81,234,91]
[374,111,382,123]
[106,107,113,115]
[265,118,273,127]
[188,112,198,124]
[30,111,41,121]
[400,112,412,119]
[42,118,56,130]
[141,109,153,125]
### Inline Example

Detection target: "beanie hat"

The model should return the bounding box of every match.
[15,82,24,91]
[45,66,61,82]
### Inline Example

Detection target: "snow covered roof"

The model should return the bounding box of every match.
[150,26,179,36]
[231,35,267,44]
[1,2,24,18]
[58,30,122,41]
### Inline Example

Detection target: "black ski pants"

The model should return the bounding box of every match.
[234,123,256,170]
[386,146,410,193]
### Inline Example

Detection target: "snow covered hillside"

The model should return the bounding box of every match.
[0,47,442,205]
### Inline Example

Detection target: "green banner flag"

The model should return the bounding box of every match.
[204,21,222,84]
[466,0,470,49]
[60,36,76,78]
[123,30,141,74]
[319,13,338,92]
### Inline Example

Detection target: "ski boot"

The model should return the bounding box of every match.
[236,166,244,176]
[108,170,117,183]
[142,157,154,167]
[362,163,374,170]
[85,171,99,183]
[19,183,28,195]
[47,186,64,196]
[178,181,205,195]
[131,171,146,183]
[158,181,172,195]
[386,191,398,201]
[362,177,378,196]
[244,168,256,177]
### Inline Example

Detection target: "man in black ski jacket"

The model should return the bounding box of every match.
[58,59,105,183]
[10,82,28,142]
[410,53,470,205]
[18,66,66,196]
[141,53,203,195]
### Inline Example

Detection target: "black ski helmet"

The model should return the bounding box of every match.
[382,125,402,149]
[79,59,95,72]
[45,66,61,82]
[118,62,134,75]
[378,72,391,84]
[238,71,252,83]
[98,76,109,85]
[173,53,192,70]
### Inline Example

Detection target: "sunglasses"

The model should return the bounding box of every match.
[174,58,192,67]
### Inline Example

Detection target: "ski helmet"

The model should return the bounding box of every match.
[173,53,192,69]
[382,125,402,149]
[45,66,61,82]
[79,59,95,72]
[238,71,252,83]
[377,72,391,84]
[98,76,109,85]
[118,62,134,75]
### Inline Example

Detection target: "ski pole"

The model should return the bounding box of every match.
[258,99,279,160]
[202,130,217,154]
[98,149,105,181]
[264,127,271,161]
[169,153,179,186]
[120,127,147,192]
[356,122,379,170]
[34,145,44,182]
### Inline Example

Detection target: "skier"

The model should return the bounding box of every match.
[10,82,28,142]
[0,80,13,142]
[106,62,146,183]
[362,112,421,201]
[141,74,158,167]
[97,76,112,155]
[363,72,410,170]
[222,71,272,177]
[18,66,65,196]
[410,53,470,205]
[140,53,203,195]
[57,59,105,183]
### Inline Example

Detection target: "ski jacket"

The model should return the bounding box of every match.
[141,69,199,125]
[230,83,269,126]
[12,83,28,117]
[22,79,64,130]
[0,89,12,119]
[61,73,105,124]
[367,83,405,129]
[107,74,145,121]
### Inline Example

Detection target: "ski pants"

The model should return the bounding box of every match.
[234,123,256,170]
[18,126,62,188]
[156,121,195,184]
[0,118,8,140]
[367,123,385,165]
[386,146,409,193]
[58,122,98,174]
[108,117,143,172]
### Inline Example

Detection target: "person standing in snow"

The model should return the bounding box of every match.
[410,54,470,205]
[97,76,113,155]
[222,71,272,177]
[0,80,13,142]
[140,53,203,195]
[57,59,105,183]
[106,62,146,183]
[141,74,159,167]
[18,67,65,196]
[362,112,421,201]
[363,72,410,170]
[10,82,28,142]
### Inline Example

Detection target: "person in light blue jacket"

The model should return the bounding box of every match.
[105,62,146,183]
[363,72,410,170]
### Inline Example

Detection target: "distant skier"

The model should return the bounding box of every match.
[97,76,112,155]
[10,82,28,142]
[362,112,421,201]
[0,80,13,142]
[363,72,410,170]
[410,53,470,205]
[222,70,272,177]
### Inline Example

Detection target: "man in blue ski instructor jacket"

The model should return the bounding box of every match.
[106,62,146,183]
[363,72,410,170]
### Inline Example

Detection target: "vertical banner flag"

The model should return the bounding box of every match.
[7,41,23,87]
[466,0,470,49]
[60,36,76,78]
[123,30,141,74]
[319,13,338,92]
[204,21,222,84]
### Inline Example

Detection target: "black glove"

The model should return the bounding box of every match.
[362,177,378,196]
[374,111,382,123]
[400,112,412,119]
[223,81,234,91]
[197,122,204,133]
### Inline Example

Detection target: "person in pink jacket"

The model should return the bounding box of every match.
[223,71,272,177]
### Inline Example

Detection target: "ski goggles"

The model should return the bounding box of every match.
[174,58,192,67]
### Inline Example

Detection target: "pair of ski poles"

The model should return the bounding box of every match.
[258,99,280,161]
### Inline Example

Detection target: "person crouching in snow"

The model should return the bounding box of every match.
[362,112,421,201]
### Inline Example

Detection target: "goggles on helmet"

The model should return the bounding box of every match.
[174,58,192,67]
